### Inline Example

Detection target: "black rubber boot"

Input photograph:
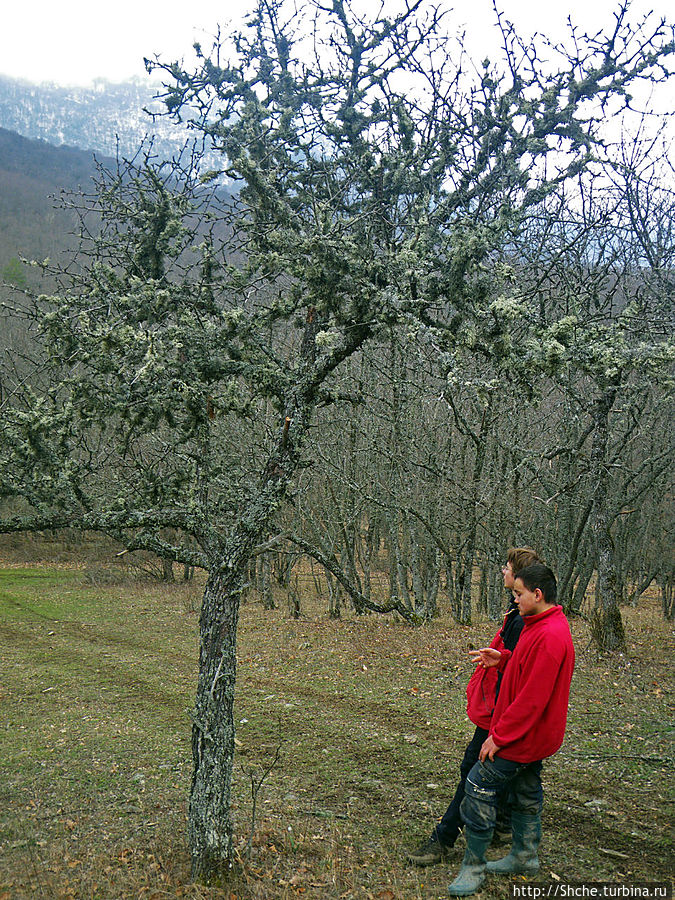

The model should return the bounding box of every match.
[407,834,453,866]
[486,811,541,875]
[447,826,492,896]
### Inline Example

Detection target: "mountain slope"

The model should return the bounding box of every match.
[0,127,103,269]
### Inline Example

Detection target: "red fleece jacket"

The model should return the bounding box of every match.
[466,611,510,729]
[490,605,575,763]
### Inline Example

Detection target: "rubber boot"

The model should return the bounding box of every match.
[447,826,492,896]
[486,811,541,875]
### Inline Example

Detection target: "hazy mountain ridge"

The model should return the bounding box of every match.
[0,126,233,285]
[0,75,191,161]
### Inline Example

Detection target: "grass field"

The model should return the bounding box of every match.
[0,556,673,899]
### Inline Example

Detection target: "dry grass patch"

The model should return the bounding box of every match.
[0,562,672,899]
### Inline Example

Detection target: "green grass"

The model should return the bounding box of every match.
[0,563,673,899]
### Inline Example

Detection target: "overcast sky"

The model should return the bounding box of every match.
[2,0,673,87]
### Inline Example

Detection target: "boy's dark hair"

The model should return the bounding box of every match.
[516,563,558,605]
[507,547,542,577]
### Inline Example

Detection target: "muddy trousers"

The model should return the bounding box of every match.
[459,756,544,837]
[433,729,517,848]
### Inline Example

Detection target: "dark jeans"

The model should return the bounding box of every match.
[460,756,544,835]
[432,726,488,847]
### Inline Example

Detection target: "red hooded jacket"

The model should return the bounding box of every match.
[489,604,575,763]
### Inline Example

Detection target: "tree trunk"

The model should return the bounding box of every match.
[478,563,488,616]
[162,557,175,582]
[410,538,424,609]
[456,414,489,625]
[326,572,342,619]
[189,568,241,882]
[423,546,440,621]
[359,519,375,606]
[289,574,301,618]
[488,569,502,620]
[260,552,275,609]
[389,520,411,612]
[661,573,674,620]
[186,317,327,878]
[557,498,593,610]
[589,384,626,652]
[445,557,457,617]
[627,569,657,607]
[457,544,474,625]
[569,552,594,616]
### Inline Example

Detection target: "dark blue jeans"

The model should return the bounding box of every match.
[460,756,544,835]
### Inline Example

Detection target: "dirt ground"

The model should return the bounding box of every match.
[0,550,672,899]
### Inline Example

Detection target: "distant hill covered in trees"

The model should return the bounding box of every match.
[0,127,103,281]
[0,75,225,284]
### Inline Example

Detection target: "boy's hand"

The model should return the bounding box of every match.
[469,648,502,669]
[479,735,501,762]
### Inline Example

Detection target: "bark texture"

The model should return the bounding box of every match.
[189,569,241,881]
[589,385,627,652]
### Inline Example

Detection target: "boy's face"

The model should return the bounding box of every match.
[502,561,515,590]
[512,577,546,617]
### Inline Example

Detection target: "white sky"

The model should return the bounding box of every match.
[2,0,673,87]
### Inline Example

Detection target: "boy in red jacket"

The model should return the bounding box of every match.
[408,547,541,867]
[447,563,575,896]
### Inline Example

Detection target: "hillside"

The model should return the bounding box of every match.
[0,126,234,379]
[0,127,103,276]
